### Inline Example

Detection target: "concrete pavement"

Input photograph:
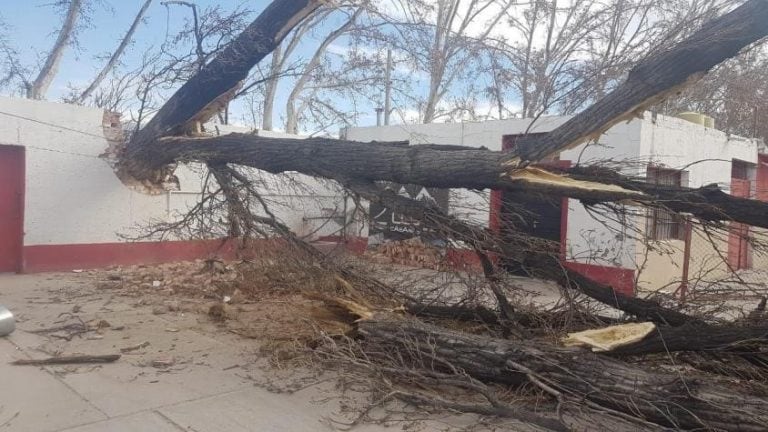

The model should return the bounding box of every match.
[2,272,474,432]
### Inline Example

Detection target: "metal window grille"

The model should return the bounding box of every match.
[646,167,684,240]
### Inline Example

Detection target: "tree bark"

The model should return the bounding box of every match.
[27,0,83,100]
[611,323,768,355]
[358,313,768,431]
[126,0,321,148]
[261,43,283,131]
[76,0,153,104]
[123,134,768,229]
[509,0,768,165]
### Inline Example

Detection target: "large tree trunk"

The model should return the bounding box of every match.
[122,134,768,230]
[358,312,768,431]
[126,0,321,148]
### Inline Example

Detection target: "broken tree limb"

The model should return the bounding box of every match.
[356,311,768,431]
[123,0,768,189]
[611,323,768,355]
[11,354,121,366]
[124,133,768,229]
[563,165,768,228]
[350,179,700,326]
[509,0,768,165]
[124,0,321,166]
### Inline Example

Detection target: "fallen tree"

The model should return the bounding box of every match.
[122,132,768,229]
[120,0,768,228]
[110,0,768,429]
[354,310,768,431]
[116,0,768,322]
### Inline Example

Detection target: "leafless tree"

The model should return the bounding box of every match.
[73,0,154,105]
[662,44,768,141]
[27,0,85,99]
[352,0,515,123]
[284,6,366,133]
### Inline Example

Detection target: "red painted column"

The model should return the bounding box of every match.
[0,145,25,273]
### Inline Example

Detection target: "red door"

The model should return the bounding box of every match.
[0,145,24,272]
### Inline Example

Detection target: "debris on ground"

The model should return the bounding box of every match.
[120,341,150,353]
[80,250,768,432]
[366,238,447,270]
[11,354,121,366]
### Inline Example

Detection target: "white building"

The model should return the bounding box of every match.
[0,97,348,273]
[346,112,768,294]
[2,95,765,296]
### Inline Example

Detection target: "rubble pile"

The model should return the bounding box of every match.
[366,238,447,270]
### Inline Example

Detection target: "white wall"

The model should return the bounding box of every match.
[346,114,762,273]
[631,114,762,290]
[210,125,354,238]
[346,116,642,267]
[346,116,571,226]
[0,97,348,246]
[559,120,644,268]
[0,97,167,245]
[638,114,758,189]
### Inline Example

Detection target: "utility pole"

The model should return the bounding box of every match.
[384,49,392,125]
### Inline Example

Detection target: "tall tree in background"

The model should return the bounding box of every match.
[355,0,515,123]
[0,0,87,99]
[284,6,365,134]
[27,0,85,99]
[481,0,735,119]
[74,0,153,104]
[663,46,768,141]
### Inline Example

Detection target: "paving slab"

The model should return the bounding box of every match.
[0,339,106,432]
[53,324,255,417]
[158,387,336,432]
[57,411,183,432]
[0,271,483,432]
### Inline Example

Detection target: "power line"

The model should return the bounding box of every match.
[0,109,109,140]
[23,144,102,160]
[0,109,111,159]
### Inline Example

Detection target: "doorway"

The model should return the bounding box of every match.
[0,145,24,272]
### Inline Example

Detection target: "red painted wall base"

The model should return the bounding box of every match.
[20,237,636,298]
[22,239,239,273]
[564,261,636,297]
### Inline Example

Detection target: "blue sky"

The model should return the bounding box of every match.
[2,1,261,96]
[0,1,502,133]
[0,1,391,133]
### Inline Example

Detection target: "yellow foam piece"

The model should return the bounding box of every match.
[562,322,656,352]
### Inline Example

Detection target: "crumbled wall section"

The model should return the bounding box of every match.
[102,110,180,195]
[100,110,124,164]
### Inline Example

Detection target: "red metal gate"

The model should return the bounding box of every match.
[728,178,751,270]
[0,145,24,272]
